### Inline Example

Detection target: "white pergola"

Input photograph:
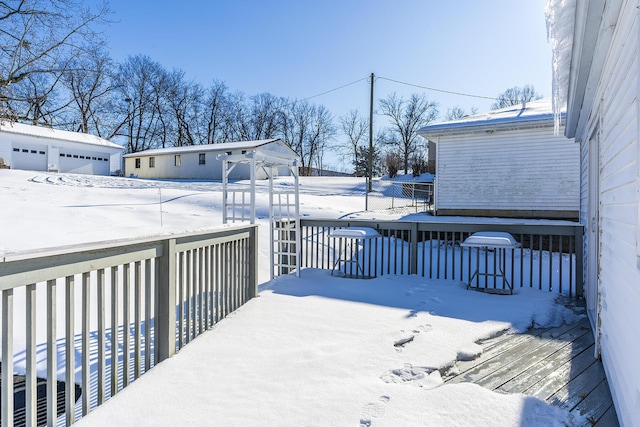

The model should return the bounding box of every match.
[217,150,301,279]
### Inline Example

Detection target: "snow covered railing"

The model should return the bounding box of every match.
[297,219,583,297]
[0,225,258,426]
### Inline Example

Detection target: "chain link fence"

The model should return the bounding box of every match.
[365,180,434,215]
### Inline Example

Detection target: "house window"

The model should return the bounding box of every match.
[226,151,232,155]
[13,148,19,152]
[135,158,141,168]
[30,150,37,154]
[66,154,72,157]
[199,153,206,165]
[39,151,45,155]
[80,156,85,159]
[73,155,78,158]
[175,155,181,167]
[149,157,155,168]
[241,150,247,154]
[22,149,28,153]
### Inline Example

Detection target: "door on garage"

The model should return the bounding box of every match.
[11,145,47,171]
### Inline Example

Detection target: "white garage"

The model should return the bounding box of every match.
[0,121,123,175]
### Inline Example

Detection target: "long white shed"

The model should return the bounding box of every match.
[418,98,579,220]
[0,121,124,175]
[123,139,297,180]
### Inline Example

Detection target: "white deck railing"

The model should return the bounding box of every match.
[0,225,258,426]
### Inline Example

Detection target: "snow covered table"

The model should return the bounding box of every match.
[460,231,521,295]
[328,227,380,279]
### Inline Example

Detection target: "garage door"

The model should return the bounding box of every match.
[59,150,110,175]
[11,145,47,171]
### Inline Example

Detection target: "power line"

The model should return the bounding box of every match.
[377,76,498,101]
[300,74,498,103]
[301,76,369,101]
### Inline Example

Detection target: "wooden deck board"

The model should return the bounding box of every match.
[497,327,594,394]
[444,316,620,426]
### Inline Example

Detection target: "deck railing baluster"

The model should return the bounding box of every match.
[65,275,75,425]
[82,271,91,415]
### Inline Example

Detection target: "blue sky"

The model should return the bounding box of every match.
[97,0,551,167]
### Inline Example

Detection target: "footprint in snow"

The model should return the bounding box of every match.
[360,396,390,426]
[380,364,443,389]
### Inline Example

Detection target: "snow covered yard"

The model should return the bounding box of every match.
[0,169,587,426]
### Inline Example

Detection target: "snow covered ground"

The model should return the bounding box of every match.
[0,169,583,426]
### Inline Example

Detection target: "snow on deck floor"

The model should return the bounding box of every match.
[75,270,581,427]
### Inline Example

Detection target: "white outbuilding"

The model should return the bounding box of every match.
[418,98,579,220]
[123,139,297,180]
[0,121,124,175]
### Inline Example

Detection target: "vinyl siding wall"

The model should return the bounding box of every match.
[577,2,640,425]
[435,127,579,217]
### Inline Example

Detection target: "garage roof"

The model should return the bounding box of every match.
[123,139,298,160]
[0,121,123,151]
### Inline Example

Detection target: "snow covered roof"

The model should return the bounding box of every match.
[123,138,296,158]
[418,98,564,139]
[0,121,123,151]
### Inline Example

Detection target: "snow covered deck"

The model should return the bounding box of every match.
[445,314,619,426]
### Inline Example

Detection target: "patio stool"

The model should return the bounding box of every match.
[328,227,380,278]
[460,231,521,294]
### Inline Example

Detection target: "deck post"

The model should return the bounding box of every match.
[156,237,177,362]
[410,222,419,275]
[248,226,259,299]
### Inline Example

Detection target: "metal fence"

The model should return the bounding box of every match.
[365,180,434,214]
[297,219,584,297]
[0,225,258,426]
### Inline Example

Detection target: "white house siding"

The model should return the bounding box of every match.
[124,150,266,180]
[576,2,640,426]
[435,127,579,218]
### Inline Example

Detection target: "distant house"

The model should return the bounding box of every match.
[123,139,298,180]
[548,0,639,425]
[418,98,579,220]
[0,121,123,175]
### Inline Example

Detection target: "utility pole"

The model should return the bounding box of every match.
[368,72,374,194]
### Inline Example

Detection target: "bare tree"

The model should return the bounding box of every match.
[491,85,542,110]
[378,93,438,175]
[61,45,115,135]
[281,100,335,175]
[0,0,111,121]
[201,80,232,144]
[248,92,287,140]
[114,55,168,153]
[339,110,368,176]
[9,71,65,125]
[445,106,478,121]
[162,69,204,147]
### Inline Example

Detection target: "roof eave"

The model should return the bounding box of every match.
[565,0,623,139]
[419,116,562,140]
